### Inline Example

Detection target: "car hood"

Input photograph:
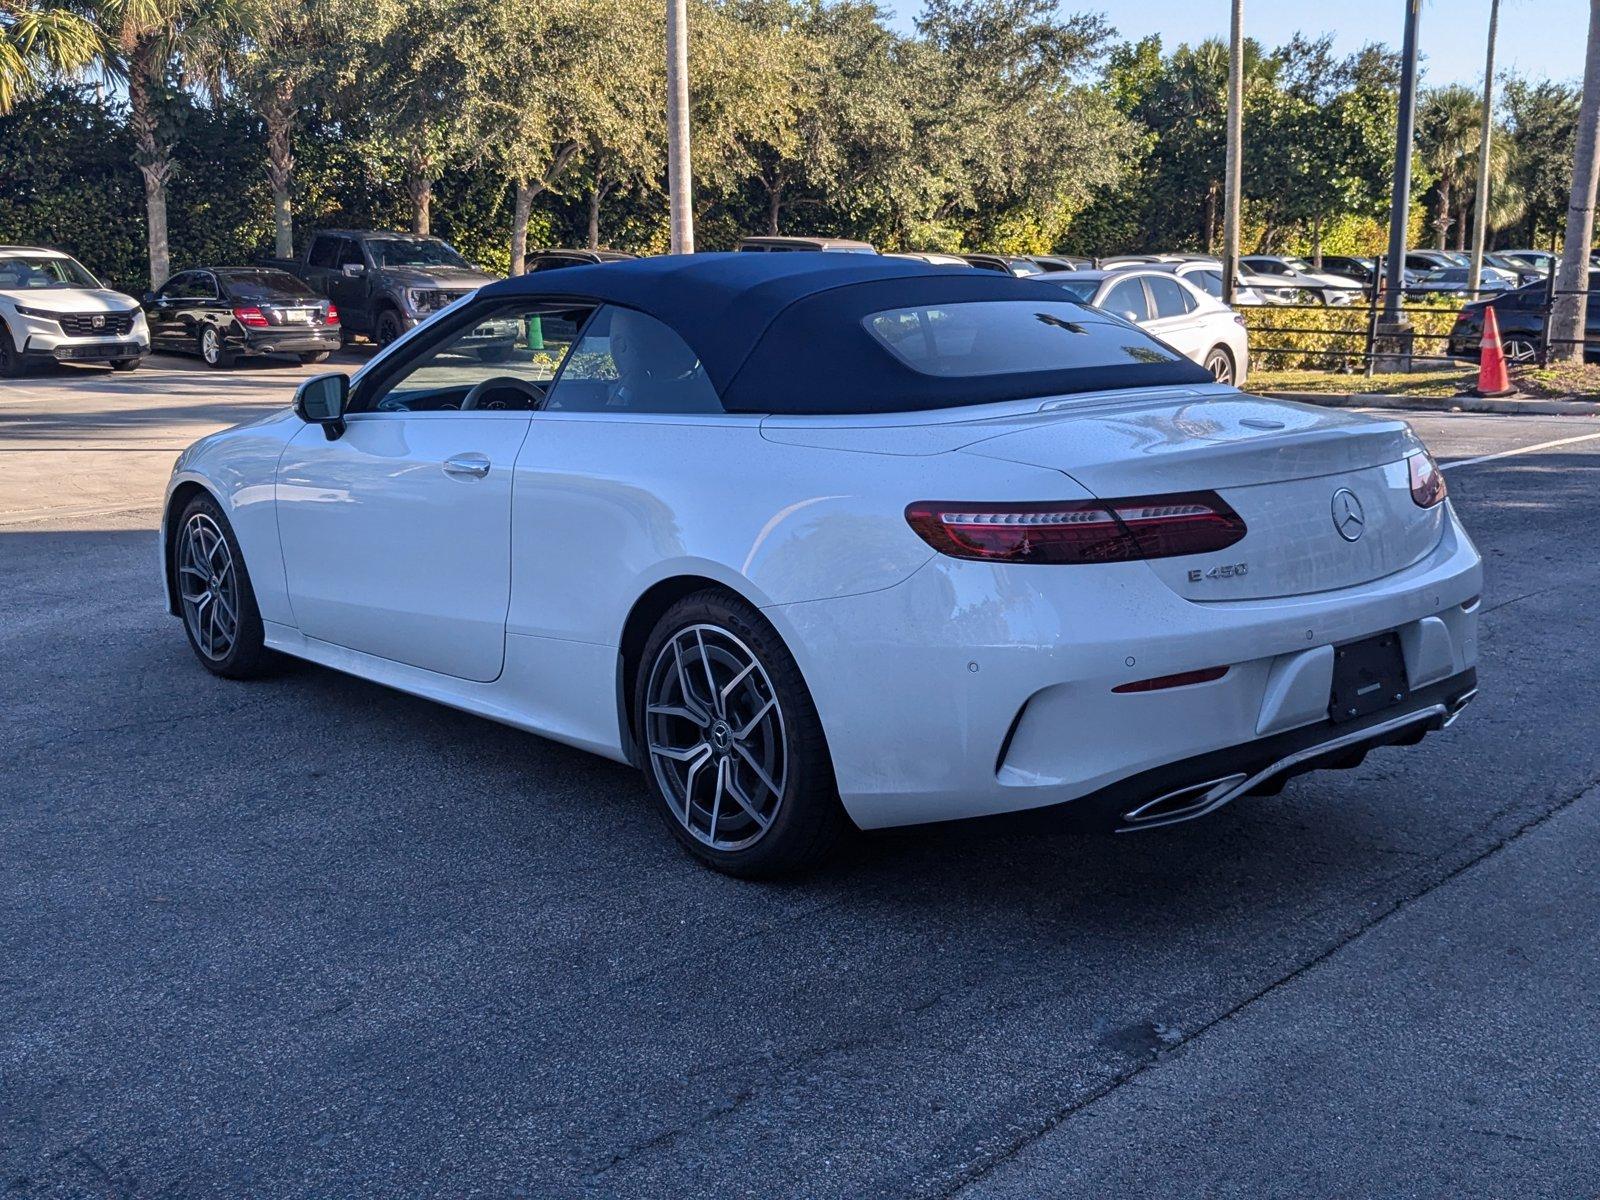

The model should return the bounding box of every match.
[377,266,498,289]
[0,287,142,312]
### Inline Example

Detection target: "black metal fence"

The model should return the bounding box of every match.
[1240,264,1598,376]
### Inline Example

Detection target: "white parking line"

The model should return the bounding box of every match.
[1442,431,1600,471]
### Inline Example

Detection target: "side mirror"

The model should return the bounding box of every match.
[294,372,349,440]
[1118,310,1142,324]
[142,291,157,305]
[341,263,366,278]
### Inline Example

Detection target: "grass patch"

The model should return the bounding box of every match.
[1515,361,1600,398]
[1250,367,1474,397]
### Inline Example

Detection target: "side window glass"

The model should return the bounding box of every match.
[337,238,365,268]
[1147,275,1193,318]
[544,305,722,414]
[354,305,590,414]
[1102,278,1151,324]
[307,237,337,268]
[1193,270,1223,298]
[158,273,192,300]
[195,273,219,300]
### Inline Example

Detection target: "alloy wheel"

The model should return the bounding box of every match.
[644,623,788,851]
[201,327,221,365]
[1504,337,1537,364]
[1205,348,1234,385]
[177,512,240,661]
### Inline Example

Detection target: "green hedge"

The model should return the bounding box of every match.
[1241,297,1467,371]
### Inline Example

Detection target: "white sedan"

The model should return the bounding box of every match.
[1046,268,1251,385]
[162,254,1481,875]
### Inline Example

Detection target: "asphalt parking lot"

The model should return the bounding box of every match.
[3,354,1599,1198]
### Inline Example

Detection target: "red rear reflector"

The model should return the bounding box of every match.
[1408,451,1447,508]
[905,491,1246,564]
[232,306,269,327]
[1113,666,1230,693]
[325,304,340,326]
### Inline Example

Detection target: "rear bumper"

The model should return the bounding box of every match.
[986,669,1477,834]
[236,327,341,356]
[769,503,1482,831]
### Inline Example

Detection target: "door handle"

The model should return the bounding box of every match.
[442,453,491,479]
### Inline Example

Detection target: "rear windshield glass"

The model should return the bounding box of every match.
[864,300,1185,378]
[1048,277,1099,302]
[219,270,316,300]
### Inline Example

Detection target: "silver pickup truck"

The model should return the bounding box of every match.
[265,229,509,350]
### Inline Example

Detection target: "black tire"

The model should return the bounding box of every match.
[171,492,273,679]
[110,357,140,371]
[374,308,405,348]
[299,351,331,364]
[0,324,24,378]
[198,325,234,369]
[1204,345,1236,385]
[634,589,849,877]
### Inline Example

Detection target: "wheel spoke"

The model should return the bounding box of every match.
[718,660,756,710]
[708,757,727,834]
[725,773,771,830]
[647,702,710,729]
[671,639,711,722]
[732,741,783,800]
[731,697,776,742]
[694,629,720,716]
[649,740,711,765]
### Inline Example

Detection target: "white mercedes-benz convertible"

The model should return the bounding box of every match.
[162,254,1481,875]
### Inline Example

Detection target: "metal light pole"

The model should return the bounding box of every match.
[666,0,694,255]
[1222,0,1244,305]
[1383,0,1424,321]
[1469,0,1501,293]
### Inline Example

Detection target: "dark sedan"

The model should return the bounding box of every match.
[1447,271,1600,363]
[143,268,341,369]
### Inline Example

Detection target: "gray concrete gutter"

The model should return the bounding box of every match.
[1259,390,1600,417]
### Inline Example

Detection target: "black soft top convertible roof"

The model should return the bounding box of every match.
[477,252,1210,414]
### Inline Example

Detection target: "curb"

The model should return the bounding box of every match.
[1259,390,1600,418]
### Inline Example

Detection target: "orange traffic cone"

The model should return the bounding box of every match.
[1472,305,1516,397]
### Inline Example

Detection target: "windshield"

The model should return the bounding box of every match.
[0,254,100,290]
[1046,277,1101,302]
[366,239,470,269]
[218,270,318,301]
[1284,257,1315,272]
[864,300,1188,378]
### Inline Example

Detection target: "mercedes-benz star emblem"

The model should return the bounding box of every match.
[1331,488,1365,541]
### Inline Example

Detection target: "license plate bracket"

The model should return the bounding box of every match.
[1329,632,1408,724]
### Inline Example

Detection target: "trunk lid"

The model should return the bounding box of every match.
[959,394,1444,600]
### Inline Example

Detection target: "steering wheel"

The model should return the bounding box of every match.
[460,376,546,411]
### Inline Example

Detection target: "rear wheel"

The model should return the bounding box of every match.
[1204,345,1236,385]
[172,493,272,679]
[635,590,848,877]
[198,325,234,369]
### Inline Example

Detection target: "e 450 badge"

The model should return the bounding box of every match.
[1188,562,1249,582]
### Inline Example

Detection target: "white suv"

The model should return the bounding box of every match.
[0,247,150,376]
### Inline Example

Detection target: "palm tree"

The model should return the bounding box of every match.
[1552,0,1600,363]
[1418,85,1482,250]
[0,2,104,114]
[99,0,245,289]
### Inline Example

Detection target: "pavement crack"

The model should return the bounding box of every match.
[920,776,1600,1200]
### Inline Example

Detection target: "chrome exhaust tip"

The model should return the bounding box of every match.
[1443,687,1478,728]
[1121,773,1250,829]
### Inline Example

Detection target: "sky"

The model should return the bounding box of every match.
[889,0,1590,87]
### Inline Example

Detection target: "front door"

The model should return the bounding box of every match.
[273,297,581,682]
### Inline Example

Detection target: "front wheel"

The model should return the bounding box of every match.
[172,493,273,679]
[1204,345,1236,385]
[635,590,849,877]
[299,351,331,364]
[198,325,234,369]
[1503,337,1538,364]
[110,357,140,371]
[0,324,24,377]
[374,309,406,348]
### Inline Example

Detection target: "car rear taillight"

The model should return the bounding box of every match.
[904,491,1247,565]
[232,306,269,327]
[1408,451,1447,508]
[325,304,340,326]
[1113,665,1230,693]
